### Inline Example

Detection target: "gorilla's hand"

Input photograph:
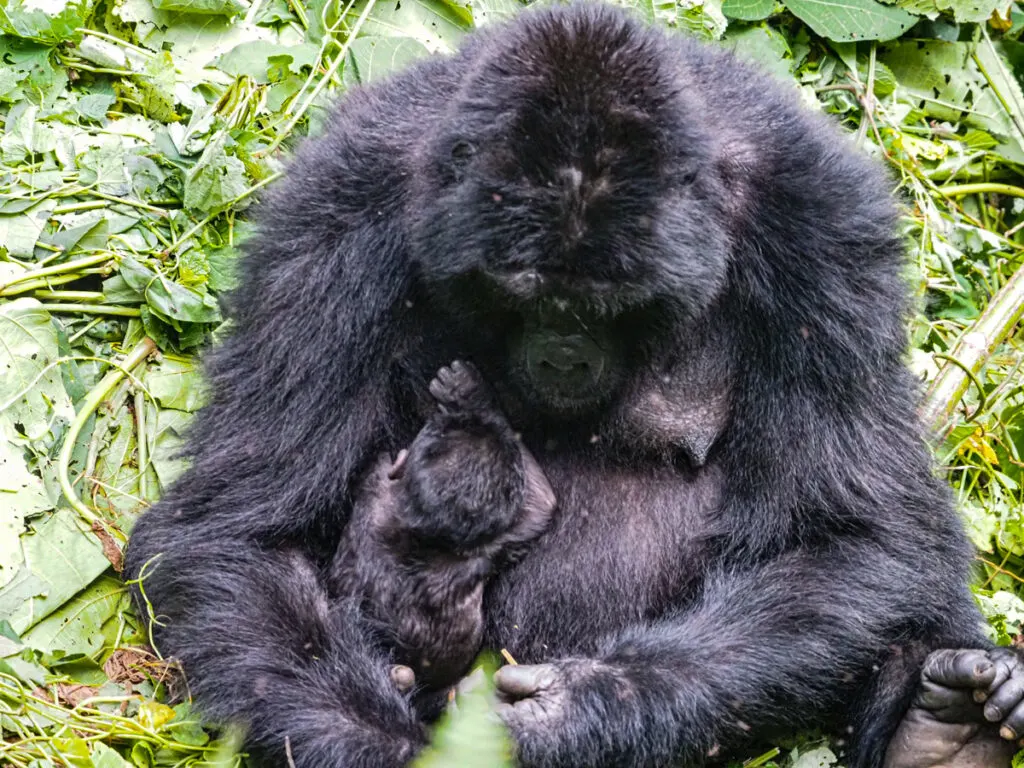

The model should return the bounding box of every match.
[495,663,575,731]
[494,660,636,764]
[884,648,1023,768]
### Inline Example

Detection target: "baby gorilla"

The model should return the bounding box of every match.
[887,647,1024,768]
[330,361,555,696]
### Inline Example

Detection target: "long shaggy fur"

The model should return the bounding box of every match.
[124,5,986,768]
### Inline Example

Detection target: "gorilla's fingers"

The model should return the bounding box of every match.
[984,671,1024,723]
[495,664,557,700]
[390,665,415,692]
[922,649,995,690]
[985,647,1021,695]
[916,680,977,713]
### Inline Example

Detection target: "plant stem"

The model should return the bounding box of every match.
[922,263,1024,439]
[0,253,111,291]
[939,183,1024,199]
[58,337,157,536]
[42,303,141,317]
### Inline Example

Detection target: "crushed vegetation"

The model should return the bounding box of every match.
[0,0,1022,764]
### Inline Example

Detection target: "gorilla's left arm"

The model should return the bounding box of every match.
[497,543,981,768]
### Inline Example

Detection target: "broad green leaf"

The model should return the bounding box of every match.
[0,298,74,444]
[413,682,513,768]
[152,0,245,15]
[120,256,222,324]
[722,0,774,20]
[342,0,472,55]
[184,135,250,214]
[0,510,110,634]
[467,0,526,26]
[723,25,793,80]
[22,575,127,655]
[343,37,433,85]
[214,40,319,82]
[145,357,204,412]
[0,198,55,258]
[149,407,193,488]
[91,742,134,768]
[0,439,50,588]
[783,0,915,41]
[0,0,92,44]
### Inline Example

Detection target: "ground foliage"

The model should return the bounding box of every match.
[0,0,1023,763]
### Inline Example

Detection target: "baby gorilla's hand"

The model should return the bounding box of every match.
[884,648,1023,768]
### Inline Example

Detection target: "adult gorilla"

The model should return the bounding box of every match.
[125,4,1018,767]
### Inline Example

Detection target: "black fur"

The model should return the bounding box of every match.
[330,360,555,696]
[124,5,988,768]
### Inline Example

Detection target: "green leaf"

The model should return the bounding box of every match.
[149,408,193,488]
[206,245,241,292]
[782,0,915,41]
[151,0,246,15]
[0,439,50,588]
[722,0,774,21]
[0,510,110,634]
[0,198,55,258]
[0,0,92,44]
[214,40,319,83]
[22,575,127,655]
[0,298,74,444]
[342,0,471,55]
[413,669,512,768]
[146,357,204,412]
[184,135,250,214]
[120,256,222,324]
[343,36,433,85]
[723,25,794,80]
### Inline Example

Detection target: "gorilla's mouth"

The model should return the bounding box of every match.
[526,331,607,394]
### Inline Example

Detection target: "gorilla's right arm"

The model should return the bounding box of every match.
[123,61,455,767]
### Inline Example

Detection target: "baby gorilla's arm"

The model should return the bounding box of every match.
[884,648,1024,768]
[333,362,555,694]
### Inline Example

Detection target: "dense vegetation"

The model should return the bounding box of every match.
[0,0,1022,764]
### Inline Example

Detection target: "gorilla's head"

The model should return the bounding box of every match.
[413,5,732,415]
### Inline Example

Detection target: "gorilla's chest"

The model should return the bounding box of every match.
[483,458,722,661]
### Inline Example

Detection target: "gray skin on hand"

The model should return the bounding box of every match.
[884,648,1024,768]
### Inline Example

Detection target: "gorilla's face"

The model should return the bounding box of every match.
[412,22,733,416]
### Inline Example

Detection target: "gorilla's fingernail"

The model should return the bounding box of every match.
[973,689,989,703]
[1000,725,1016,741]
[974,662,993,677]
[985,705,1002,722]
